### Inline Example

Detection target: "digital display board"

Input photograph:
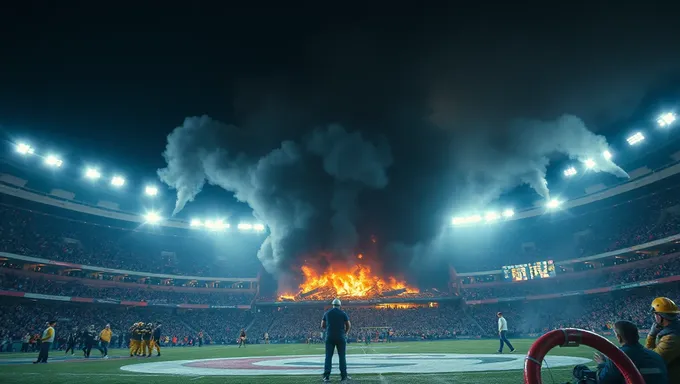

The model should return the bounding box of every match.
[502,260,556,281]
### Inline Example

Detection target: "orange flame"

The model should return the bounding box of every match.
[279,264,418,301]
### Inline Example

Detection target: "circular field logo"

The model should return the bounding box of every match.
[120,353,590,376]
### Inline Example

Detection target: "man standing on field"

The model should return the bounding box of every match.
[322,298,351,382]
[497,312,515,354]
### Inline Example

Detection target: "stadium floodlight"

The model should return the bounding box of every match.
[563,167,577,177]
[253,223,266,231]
[44,155,63,168]
[484,211,500,222]
[626,132,645,146]
[502,209,515,218]
[144,211,162,224]
[657,112,676,127]
[452,214,483,226]
[603,150,613,160]
[144,185,158,197]
[546,199,561,209]
[85,167,101,180]
[110,175,126,187]
[16,142,35,155]
[205,219,228,231]
[238,223,253,230]
[584,159,596,169]
[190,219,203,227]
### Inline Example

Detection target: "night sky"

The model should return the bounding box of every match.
[2,2,680,279]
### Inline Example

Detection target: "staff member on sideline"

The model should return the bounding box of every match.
[33,320,56,364]
[321,298,351,382]
[497,312,515,354]
[99,324,112,359]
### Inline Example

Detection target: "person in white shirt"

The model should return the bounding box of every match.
[34,320,56,364]
[497,312,515,354]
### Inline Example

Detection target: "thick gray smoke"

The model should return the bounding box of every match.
[447,114,629,208]
[158,116,392,274]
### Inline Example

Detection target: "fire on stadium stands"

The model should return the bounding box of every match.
[278,264,418,301]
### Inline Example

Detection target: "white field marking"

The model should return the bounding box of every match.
[119,354,590,376]
[189,376,204,381]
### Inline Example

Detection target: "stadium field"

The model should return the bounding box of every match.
[0,339,599,383]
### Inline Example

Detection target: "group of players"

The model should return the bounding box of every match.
[128,322,162,357]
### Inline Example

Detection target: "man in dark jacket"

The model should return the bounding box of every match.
[321,298,351,383]
[64,328,78,355]
[82,325,98,358]
[594,320,668,384]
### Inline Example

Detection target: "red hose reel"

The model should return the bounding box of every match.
[523,328,645,384]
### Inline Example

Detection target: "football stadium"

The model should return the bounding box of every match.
[4,5,680,384]
[2,111,680,383]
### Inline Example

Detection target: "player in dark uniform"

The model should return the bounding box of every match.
[322,298,351,382]
[64,327,78,355]
[82,325,98,358]
[150,322,162,357]
[238,329,247,348]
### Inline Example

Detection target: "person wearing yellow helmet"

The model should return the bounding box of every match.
[646,297,680,382]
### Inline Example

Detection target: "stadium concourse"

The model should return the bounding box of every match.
[1,175,680,382]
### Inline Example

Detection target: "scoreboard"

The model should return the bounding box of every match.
[502,260,556,281]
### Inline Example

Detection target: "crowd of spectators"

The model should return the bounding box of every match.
[461,255,680,300]
[0,203,262,278]
[0,273,254,306]
[450,182,680,273]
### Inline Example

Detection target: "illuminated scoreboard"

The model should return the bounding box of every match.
[502,260,556,281]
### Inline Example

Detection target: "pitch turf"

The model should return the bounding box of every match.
[0,339,599,383]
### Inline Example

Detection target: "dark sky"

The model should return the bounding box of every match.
[2,2,680,278]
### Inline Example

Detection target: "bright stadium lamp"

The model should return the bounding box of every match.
[44,155,63,168]
[253,223,266,231]
[190,219,203,227]
[546,199,561,209]
[238,223,253,230]
[603,150,612,160]
[502,209,515,218]
[485,211,500,222]
[111,175,126,187]
[564,167,577,177]
[85,167,101,180]
[452,217,464,226]
[144,211,162,224]
[144,185,158,197]
[16,142,35,155]
[657,112,676,127]
[626,132,645,146]
[584,159,596,169]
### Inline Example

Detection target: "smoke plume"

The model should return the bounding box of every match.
[158,116,392,274]
[444,114,629,208]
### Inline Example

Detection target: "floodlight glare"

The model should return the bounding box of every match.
[485,212,500,222]
[253,223,266,231]
[16,143,35,155]
[85,168,101,180]
[190,219,203,227]
[584,159,596,169]
[144,211,162,224]
[111,175,126,187]
[626,132,645,145]
[144,185,158,196]
[44,155,63,168]
[205,219,228,231]
[238,223,253,230]
[603,150,613,160]
[564,167,577,177]
[657,112,676,127]
[547,199,561,209]
[502,209,515,218]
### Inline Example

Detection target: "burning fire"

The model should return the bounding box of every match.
[279,264,418,301]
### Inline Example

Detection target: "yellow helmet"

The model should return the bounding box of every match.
[651,297,680,314]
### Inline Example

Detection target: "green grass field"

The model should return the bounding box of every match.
[0,339,600,383]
